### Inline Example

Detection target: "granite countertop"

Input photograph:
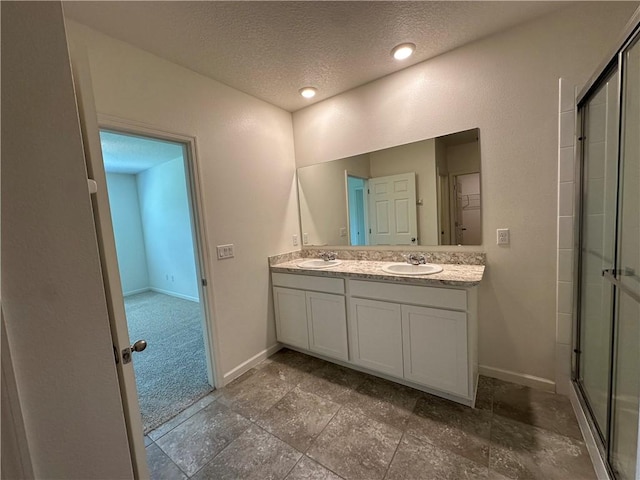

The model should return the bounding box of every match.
[270,259,484,287]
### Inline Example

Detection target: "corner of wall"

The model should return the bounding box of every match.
[556,77,579,395]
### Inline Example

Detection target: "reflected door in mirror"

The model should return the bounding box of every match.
[368,173,418,245]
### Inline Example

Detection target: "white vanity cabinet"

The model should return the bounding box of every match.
[401,305,469,397]
[349,298,404,377]
[272,287,309,350]
[272,273,348,361]
[348,279,476,400]
[271,269,478,406]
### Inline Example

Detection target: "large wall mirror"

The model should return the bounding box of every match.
[297,128,481,247]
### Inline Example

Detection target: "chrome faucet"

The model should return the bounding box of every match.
[319,251,338,261]
[403,253,426,265]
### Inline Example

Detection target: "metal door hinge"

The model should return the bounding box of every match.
[202,278,208,286]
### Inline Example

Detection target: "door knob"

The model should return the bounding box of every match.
[131,340,147,352]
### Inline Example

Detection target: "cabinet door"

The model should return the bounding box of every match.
[306,291,348,361]
[273,287,309,350]
[402,305,469,397]
[349,298,403,377]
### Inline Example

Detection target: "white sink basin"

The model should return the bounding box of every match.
[297,259,343,269]
[381,263,443,276]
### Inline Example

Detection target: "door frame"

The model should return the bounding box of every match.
[344,171,369,246]
[448,169,481,245]
[98,113,223,390]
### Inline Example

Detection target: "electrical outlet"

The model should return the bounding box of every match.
[497,228,510,245]
[216,244,235,259]
[303,233,309,245]
[292,234,299,246]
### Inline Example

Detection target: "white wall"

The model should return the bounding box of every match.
[66,20,300,378]
[2,2,133,477]
[138,157,200,301]
[106,172,150,295]
[370,139,438,245]
[292,3,638,385]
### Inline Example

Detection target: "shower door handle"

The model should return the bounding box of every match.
[602,268,635,278]
[602,269,640,304]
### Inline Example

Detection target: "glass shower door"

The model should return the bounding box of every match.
[609,36,640,480]
[577,68,619,441]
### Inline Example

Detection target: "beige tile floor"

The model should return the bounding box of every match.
[145,348,596,480]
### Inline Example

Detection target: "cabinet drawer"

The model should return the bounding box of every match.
[272,273,344,294]
[349,280,467,311]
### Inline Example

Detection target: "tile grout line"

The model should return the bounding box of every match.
[487,378,495,475]
[185,412,254,479]
[281,454,304,479]
[305,403,344,456]
[381,431,404,480]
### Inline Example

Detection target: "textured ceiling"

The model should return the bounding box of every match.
[63,1,569,112]
[100,130,184,174]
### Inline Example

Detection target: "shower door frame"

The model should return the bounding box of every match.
[573,8,640,479]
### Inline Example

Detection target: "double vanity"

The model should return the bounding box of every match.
[269,250,484,407]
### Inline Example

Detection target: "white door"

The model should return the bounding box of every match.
[273,287,310,350]
[306,292,349,361]
[68,38,150,478]
[368,173,418,245]
[401,305,469,397]
[349,298,404,377]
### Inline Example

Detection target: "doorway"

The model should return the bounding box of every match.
[346,174,368,246]
[100,129,214,434]
[451,172,481,245]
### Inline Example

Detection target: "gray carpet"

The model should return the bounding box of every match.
[124,291,212,434]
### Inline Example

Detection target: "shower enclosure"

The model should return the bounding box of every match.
[574,10,640,480]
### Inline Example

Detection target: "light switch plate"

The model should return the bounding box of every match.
[216,244,235,259]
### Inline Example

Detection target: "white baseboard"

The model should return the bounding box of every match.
[569,382,610,480]
[150,287,199,303]
[123,287,151,297]
[222,343,283,386]
[479,365,555,392]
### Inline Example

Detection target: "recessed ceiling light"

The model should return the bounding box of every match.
[299,87,317,99]
[391,43,416,60]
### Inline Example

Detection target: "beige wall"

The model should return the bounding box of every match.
[292,3,638,384]
[446,142,481,175]
[66,21,300,379]
[298,153,370,246]
[369,139,439,245]
[2,3,133,477]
